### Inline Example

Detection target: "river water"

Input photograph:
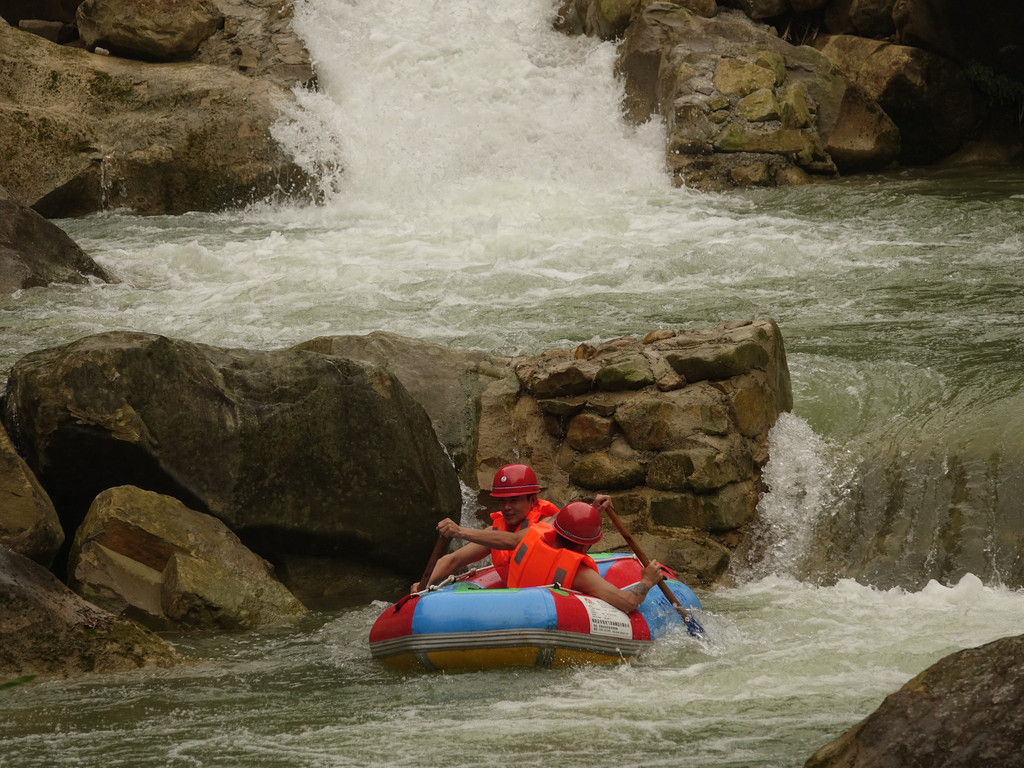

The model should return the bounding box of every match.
[2,0,1024,765]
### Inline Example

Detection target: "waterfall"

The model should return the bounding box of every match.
[274,0,671,208]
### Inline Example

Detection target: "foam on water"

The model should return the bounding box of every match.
[4,575,1022,768]
[276,0,671,204]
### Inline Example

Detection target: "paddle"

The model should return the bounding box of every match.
[415,533,450,593]
[602,503,704,637]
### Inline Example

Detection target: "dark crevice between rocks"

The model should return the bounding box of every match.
[36,424,209,580]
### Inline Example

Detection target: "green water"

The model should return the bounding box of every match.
[2,0,1023,761]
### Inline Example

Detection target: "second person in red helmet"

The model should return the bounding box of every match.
[507,497,666,614]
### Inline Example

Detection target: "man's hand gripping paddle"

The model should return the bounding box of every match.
[602,503,704,638]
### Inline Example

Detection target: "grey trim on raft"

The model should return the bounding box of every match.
[370,628,651,662]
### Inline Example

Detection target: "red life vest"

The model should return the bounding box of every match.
[507,523,597,590]
[488,498,558,584]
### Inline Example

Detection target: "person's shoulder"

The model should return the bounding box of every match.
[536,498,559,514]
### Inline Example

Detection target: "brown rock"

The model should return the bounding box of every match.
[1,332,462,582]
[570,451,646,490]
[68,485,307,630]
[0,544,183,681]
[0,22,310,216]
[0,424,63,566]
[566,412,617,452]
[0,187,114,293]
[805,634,1024,768]
[77,0,223,62]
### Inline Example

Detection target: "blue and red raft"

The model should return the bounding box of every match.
[369,553,702,671]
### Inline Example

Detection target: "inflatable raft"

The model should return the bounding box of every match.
[369,553,702,671]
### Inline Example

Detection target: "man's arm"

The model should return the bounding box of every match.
[411,540,490,593]
[569,560,664,613]
[436,518,524,551]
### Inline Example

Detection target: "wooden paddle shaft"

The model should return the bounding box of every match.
[416,534,450,592]
[603,504,693,622]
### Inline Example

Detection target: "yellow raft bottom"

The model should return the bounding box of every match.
[380,645,632,672]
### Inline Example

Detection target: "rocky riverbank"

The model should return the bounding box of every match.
[0,0,1021,221]
[1,319,785,676]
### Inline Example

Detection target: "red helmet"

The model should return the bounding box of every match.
[490,464,540,497]
[554,501,604,545]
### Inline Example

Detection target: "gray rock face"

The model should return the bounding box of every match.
[477,318,791,586]
[295,332,514,488]
[805,634,1024,768]
[0,544,183,680]
[1,332,463,579]
[817,35,976,164]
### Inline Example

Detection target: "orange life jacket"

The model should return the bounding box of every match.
[488,498,558,583]
[507,523,597,590]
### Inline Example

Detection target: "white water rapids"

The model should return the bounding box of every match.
[2,0,1024,765]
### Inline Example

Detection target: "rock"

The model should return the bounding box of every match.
[0,21,311,216]
[647,436,754,492]
[817,34,976,164]
[0,332,463,583]
[566,412,616,451]
[614,384,735,450]
[77,0,223,62]
[1,320,789,590]
[0,544,183,681]
[193,0,316,90]
[824,0,897,39]
[719,0,788,20]
[595,352,656,391]
[558,0,718,38]
[67,485,306,630]
[894,0,1024,83]
[293,331,514,486]
[615,4,873,189]
[805,634,1024,768]
[515,353,601,398]
[474,318,791,584]
[570,451,647,489]
[822,82,901,172]
[17,19,77,44]
[0,185,114,293]
[0,423,63,566]
[0,0,81,25]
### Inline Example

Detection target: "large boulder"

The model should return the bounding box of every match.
[0,185,114,293]
[0,21,310,216]
[0,544,183,681]
[294,332,515,486]
[615,3,899,190]
[824,0,897,38]
[894,0,1024,83]
[0,332,463,582]
[68,485,307,630]
[805,633,1024,768]
[817,34,976,164]
[76,0,223,62]
[0,423,63,566]
[474,318,791,586]
[193,0,316,89]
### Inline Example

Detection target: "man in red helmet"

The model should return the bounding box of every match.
[507,497,666,614]
[416,463,558,590]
